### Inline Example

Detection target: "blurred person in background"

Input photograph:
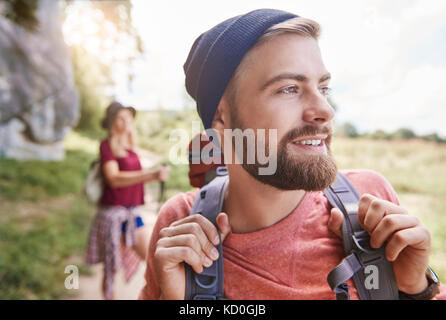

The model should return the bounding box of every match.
[86,101,170,300]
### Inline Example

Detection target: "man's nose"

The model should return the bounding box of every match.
[301,92,335,125]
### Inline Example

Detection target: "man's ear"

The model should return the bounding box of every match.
[210,96,230,136]
[209,96,231,154]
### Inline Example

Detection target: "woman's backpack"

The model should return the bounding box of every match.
[84,160,103,204]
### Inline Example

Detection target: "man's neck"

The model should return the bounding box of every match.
[223,165,306,234]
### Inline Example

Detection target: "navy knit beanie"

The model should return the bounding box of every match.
[184,9,298,129]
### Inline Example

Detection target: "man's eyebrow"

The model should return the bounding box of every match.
[260,72,331,91]
[320,73,331,83]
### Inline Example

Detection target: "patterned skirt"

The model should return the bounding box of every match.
[85,206,142,299]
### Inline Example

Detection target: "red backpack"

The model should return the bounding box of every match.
[188,131,225,188]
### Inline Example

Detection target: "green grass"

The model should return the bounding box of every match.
[0,150,95,202]
[396,193,446,282]
[0,132,98,299]
[0,198,94,299]
[331,138,446,197]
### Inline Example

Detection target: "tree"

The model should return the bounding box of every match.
[62,0,144,134]
[2,0,39,31]
[340,122,359,138]
[421,133,446,144]
[370,129,392,140]
[70,45,110,135]
[392,128,416,140]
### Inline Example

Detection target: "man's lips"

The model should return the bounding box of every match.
[290,135,328,152]
[291,135,328,145]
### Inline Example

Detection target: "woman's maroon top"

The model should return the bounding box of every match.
[99,139,144,206]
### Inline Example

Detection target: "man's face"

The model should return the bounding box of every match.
[225,33,337,191]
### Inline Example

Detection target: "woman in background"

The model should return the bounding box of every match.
[86,101,170,300]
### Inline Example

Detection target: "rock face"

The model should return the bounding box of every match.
[0,0,79,160]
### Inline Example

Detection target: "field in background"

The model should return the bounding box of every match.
[0,111,445,298]
[332,137,446,281]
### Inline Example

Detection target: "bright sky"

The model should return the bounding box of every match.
[114,0,446,137]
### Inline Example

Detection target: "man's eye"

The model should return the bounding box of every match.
[278,86,299,94]
[320,86,332,96]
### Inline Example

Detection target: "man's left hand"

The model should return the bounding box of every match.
[328,193,431,294]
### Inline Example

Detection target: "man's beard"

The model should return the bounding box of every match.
[230,111,338,191]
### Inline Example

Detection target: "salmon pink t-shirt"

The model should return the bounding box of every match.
[139,169,446,300]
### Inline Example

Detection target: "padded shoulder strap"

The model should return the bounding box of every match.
[323,172,399,300]
[184,170,228,300]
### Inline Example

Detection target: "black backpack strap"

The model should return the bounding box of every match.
[184,167,228,300]
[323,172,399,300]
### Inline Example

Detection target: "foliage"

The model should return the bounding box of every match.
[88,0,143,56]
[1,0,39,32]
[63,0,143,134]
[0,148,96,202]
[420,133,446,144]
[392,128,416,140]
[365,129,393,140]
[340,122,446,144]
[336,122,359,138]
[135,107,201,156]
[70,46,111,135]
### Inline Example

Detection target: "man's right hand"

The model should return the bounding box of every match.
[154,212,231,300]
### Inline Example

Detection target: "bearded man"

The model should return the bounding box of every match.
[139,9,444,300]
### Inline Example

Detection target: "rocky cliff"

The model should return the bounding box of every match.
[0,0,79,160]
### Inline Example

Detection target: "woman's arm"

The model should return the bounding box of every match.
[102,160,166,188]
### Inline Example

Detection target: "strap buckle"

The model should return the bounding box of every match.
[194,273,218,289]
[351,230,384,265]
[351,230,375,255]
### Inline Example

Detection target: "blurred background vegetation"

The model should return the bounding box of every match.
[0,0,445,299]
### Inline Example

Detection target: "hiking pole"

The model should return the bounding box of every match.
[157,162,168,214]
